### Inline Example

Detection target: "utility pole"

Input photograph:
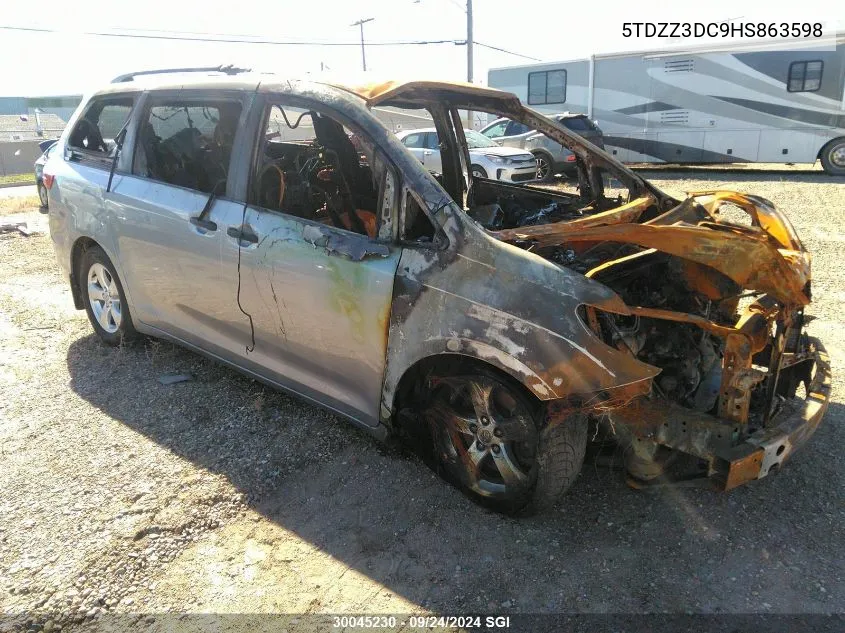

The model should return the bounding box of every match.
[466,0,473,84]
[351,17,375,72]
[466,0,474,128]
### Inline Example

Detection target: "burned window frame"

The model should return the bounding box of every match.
[527,70,567,106]
[787,60,823,93]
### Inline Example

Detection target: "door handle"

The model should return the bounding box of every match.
[190,216,218,231]
[227,225,258,244]
[423,150,433,155]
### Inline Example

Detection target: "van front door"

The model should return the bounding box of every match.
[219,101,402,426]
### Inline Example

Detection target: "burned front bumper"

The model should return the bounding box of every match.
[716,339,831,489]
[614,338,831,490]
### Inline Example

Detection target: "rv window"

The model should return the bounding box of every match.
[527,70,566,106]
[788,60,823,92]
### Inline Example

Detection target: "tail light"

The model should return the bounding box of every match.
[565,154,576,162]
[43,173,55,189]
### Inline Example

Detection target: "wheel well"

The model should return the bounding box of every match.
[818,136,845,160]
[392,353,539,424]
[69,237,99,309]
[531,149,553,159]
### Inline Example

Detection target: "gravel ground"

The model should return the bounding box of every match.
[0,172,843,632]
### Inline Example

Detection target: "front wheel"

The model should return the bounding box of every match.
[80,246,138,346]
[820,138,845,175]
[471,165,488,179]
[422,371,587,514]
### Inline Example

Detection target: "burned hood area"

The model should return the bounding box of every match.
[368,81,828,490]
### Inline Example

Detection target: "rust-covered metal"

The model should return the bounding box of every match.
[492,200,811,307]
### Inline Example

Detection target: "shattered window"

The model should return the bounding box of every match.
[68,97,133,155]
[133,100,242,194]
[788,60,823,92]
[252,103,383,239]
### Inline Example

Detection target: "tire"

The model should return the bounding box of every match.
[79,246,138,346]
[471,165,488,179]
[624,439,677,482]
[419,368,588,515]
[532,151,555,182]
[820,138,845,175]
[37,183,49,209]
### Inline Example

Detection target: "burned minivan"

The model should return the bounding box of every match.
[44,69,830,514]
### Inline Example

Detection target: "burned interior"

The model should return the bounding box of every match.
[253,104,384,238]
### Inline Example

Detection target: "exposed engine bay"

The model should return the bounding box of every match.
[468,169,820,484]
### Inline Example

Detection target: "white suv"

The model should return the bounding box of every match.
[396,127,537,183]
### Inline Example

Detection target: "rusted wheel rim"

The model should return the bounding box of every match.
[426,375,537,499]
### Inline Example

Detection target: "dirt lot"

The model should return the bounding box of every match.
[1,171,844,632]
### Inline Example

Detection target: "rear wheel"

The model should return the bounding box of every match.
[820,138,845,175]
[37,183,48,208]
[79,246,138,346]
[420,370,587,514]
[533,151,554,182]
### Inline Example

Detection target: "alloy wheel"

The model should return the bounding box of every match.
[830,144,845,168]
[535,156,551,180]
[87,262,122,334]
[426,375,538,500]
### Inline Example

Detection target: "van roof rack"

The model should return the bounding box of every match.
[111,65,252,83]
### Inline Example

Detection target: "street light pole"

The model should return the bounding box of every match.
[351,17,375,72]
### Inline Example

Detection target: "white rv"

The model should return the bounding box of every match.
[488,34,845,174]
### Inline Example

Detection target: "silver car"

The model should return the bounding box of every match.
[396,127,536,183]
[42,70,829,514]
[481,113,604,180]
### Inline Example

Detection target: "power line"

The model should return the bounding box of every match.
[1,25,543,61]
[474,40,542,61]
[0,25,459,46]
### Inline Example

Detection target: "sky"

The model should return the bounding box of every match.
[0,0,842,97]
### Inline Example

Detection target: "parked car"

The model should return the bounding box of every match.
[396,127,537,182]
[481,113,604,180]
[34,141,57,209]
[43,70,829,514]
